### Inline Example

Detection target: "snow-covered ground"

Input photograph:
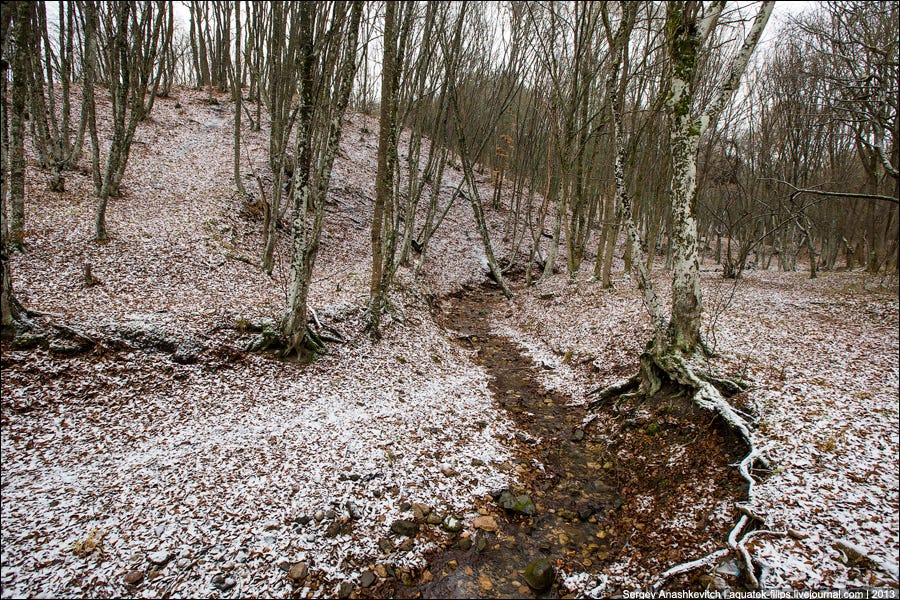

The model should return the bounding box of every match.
[495,267,899,592]
[3,86,897,596]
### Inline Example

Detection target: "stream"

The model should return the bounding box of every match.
[388,284,748,599]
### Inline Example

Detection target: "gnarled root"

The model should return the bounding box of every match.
[592,350,773,592]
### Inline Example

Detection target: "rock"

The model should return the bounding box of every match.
[49,339,87,355]
[211,574,236,591]
[571,428,585,442]
[498,491,536,516]
[359,570,377,588]
[558,509,578,522]
[834,539,873,566]
[346,501,361,521]
[399,501,412,511]
[288,562,308,581]
[398,538,415,552]
[378,537,395,553]
[390,519,419,537]
[524,558,554,591]
[699,574,730,592]
[173,342,202,364]
[12,331,48,350]
[325,522,343,538]
[475,535,488,553]
[124,570,144,585]
[440,466,457,477]
[374,564,389,578]
[147,550,171,566]
[442,515,463,533]
[458,537,473,551]
[715,558,742,578]
[425,513,443,525]
[338,581,354,598]
[473,515,499,532]
[277,560,290,572]
[478,574,494,592]
[411,503,431,517]
[325,509,336,519]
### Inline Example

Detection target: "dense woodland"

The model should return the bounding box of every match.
[0,1,898,598]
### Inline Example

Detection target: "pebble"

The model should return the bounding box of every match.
[338,581,354,598]
[378,537,395,553]
[288,562,309,581]
[359,570,377,588]
[123,570,144,585]
[211,574,236,591]
[390,519,419,537]
[478,574,494,591]
[473,515,498,532]
[147,550,171,566]
[458,537,473,551]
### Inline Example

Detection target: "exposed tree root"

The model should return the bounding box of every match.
[591,350,774,592]
[245,311,345,362]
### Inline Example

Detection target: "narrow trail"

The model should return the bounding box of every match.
[391,283,750,598]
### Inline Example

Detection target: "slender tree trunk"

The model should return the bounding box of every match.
[8,1,32,250]
[233,0,245,195]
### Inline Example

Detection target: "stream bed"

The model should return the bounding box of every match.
[388,284,749,598]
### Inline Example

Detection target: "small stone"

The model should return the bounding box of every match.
[359,570,377,588]
[442,515,463,533]
[571,429,585,442]
[374,564,389,578]
[124,570,144,585]
[398,538,415,552]
[699,575,730,592]
[478,574,494,591]
[458,537,473,551]
[473,515,498,532]
[524,558,554,591]
[420,569,434,584]
[147,550,171,566]
[338,581,354,599]
[314,510,325,521]
[440,466,457,477]
[498,490,535,516]
[426,513,443,525]
[390,519,419,537]
[325,522,343,537]
[399,501,412,511]
[475,535,488,553]
[325,509,336,519]
[834,539,872,565]
[345,501,361,520]
[211,574,236,591]
[288,562,309,581]
[411,503,432,517]
[378,537,395,553]
[277,560,290,572]
[715,558,742,578]
[447,560,458,570]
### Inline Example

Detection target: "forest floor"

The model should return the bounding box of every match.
[1,87,898,598]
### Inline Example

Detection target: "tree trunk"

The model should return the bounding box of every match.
[8,1,32,250]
